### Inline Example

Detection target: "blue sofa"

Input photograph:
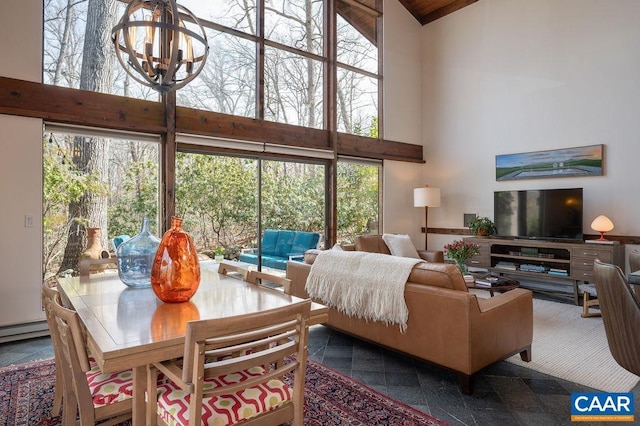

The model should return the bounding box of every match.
[239,229,321,270]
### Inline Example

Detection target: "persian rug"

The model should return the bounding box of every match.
[0,357,447,426]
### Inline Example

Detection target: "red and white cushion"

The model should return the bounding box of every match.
[156,366,292,426]
[85,356,133,407]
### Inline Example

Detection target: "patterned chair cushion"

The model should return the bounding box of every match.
[85,357,134,407]
[156,366,292,426]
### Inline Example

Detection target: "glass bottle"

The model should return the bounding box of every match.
[116,217,160,288]
[151,216,201,303]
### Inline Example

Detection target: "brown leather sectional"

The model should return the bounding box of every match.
[286,235,533,394]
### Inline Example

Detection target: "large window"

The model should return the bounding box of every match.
[43,0,380,134]
[175,148,326,267]
[43,126,160,277]
[336,159,381,243]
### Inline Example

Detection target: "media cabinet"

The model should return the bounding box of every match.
[464,237,625,304]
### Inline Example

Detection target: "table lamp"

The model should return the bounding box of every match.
[414,185,441,250]
[591,215,614,241]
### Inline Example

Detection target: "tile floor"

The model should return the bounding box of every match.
[1,324,638,425]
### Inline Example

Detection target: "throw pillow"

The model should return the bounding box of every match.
[382,234,420,259]
[331,243,344,251]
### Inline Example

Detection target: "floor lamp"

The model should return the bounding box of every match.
[414,186,441,250]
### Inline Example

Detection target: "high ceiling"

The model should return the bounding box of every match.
[399,0,478,25]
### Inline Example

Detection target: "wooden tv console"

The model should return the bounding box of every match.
[464,237,624,304]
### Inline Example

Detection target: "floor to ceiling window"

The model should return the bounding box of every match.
[336,158,381,243]
[175,147,326,270]
[42,125,160,277]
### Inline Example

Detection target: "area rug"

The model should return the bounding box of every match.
[504,296,640,392]
[0,357,447,426]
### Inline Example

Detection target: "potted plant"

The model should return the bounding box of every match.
[468,216,496,237]
[214,246,225,262]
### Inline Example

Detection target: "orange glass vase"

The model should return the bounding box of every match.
[151,216,201,303]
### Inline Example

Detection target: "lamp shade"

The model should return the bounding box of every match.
[591,215,614,233]
[414,187,441,208]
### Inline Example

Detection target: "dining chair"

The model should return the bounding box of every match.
[217,260,249,280]
[147,299,312,426]
[44,283,134,426]
[41,278,65,416]
[246,269,292,294]
[593,260,640,376]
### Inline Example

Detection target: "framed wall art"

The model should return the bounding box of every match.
[496,144,603,181]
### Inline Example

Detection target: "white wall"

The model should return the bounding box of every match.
[0,1,43,327]
[382,0,428,248]
[421,0,640,252]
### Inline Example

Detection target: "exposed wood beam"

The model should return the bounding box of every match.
[175,108,331,150]
[0,77,165,133]
[338,133,424,163]
[0,76,424,163]
[420,0,478,25]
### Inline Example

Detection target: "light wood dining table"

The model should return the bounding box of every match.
[56,260,328,425]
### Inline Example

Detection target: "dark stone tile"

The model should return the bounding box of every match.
[326,332,355,347]
[429,404,478,426]
[321,356,352,374]
[352,357,384,372]
[461,389,506,412]
[386,371,420,387]
[422,386,466,408]
[384,385,426,405]
[322,345,352,358]
[523,377,571,395]
[471,408,521,426]
[351,370,386,386]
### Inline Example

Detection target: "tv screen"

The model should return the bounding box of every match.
[494,188,583,241]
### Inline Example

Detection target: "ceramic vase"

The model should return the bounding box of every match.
[79,227,111,270]
[116,217,160,288]
[151,216,201,303]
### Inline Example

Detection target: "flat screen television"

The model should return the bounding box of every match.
[494,188,583,241]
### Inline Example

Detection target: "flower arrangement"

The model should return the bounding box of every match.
[444,239,480,274]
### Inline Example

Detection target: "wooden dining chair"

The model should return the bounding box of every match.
[44,284,134,426]
[147,299,311,426]
[41,278,65,417]
[593,260,640,376]
[246,269,292,294]
[217,260,249,280]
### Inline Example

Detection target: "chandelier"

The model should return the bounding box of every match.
[112,0,209,93]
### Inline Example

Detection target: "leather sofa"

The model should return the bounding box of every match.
[286,242,533,394]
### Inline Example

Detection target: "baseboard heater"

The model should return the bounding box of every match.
[0,320,49,343]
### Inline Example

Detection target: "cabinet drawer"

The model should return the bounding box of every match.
[572,248,613,262]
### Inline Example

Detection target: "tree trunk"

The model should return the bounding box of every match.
[58,0,117,274]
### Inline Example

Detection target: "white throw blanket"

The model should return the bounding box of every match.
[305,250,423,332]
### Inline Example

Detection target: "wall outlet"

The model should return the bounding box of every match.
[25,215,34,228]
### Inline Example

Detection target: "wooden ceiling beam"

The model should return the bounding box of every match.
[0,76,424,163]
[420,0,478,25]
[0,76,165,133]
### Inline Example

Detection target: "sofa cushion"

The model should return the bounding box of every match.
[289,232,320,256]
[382,234,420,259]
[274,230,295,257]
[261,230,280,256]
[355,235,391,254]
[408,263,469,292]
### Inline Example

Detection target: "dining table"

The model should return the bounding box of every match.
[56,260,328,425]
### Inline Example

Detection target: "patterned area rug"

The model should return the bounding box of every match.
[0,358,447,426]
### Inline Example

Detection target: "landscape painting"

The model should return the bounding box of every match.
[496,145,603,181]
